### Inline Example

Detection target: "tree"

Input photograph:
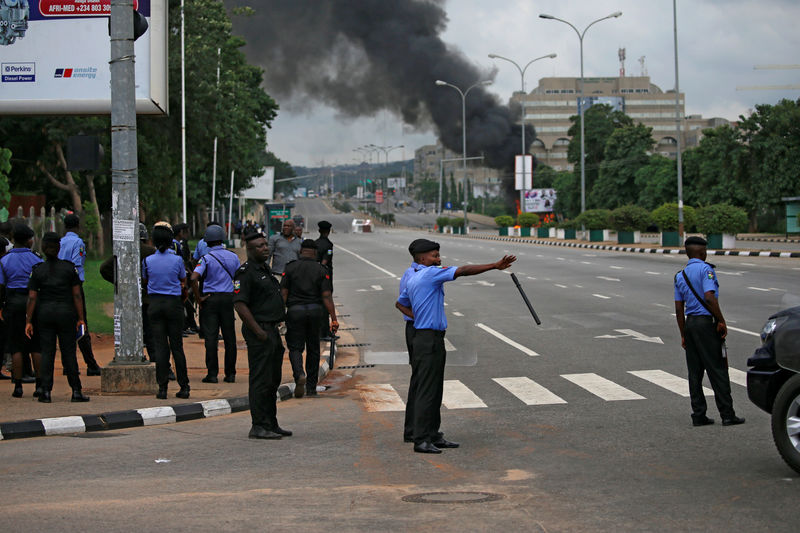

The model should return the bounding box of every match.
[590,123,654,209]
[682,125,748,212]
[0,147,10,220]
[552,170,580,219]
[635,154,677,210]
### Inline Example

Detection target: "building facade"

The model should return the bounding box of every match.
[413,142,503,198]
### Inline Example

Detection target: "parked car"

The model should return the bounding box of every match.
[746,294,800,473]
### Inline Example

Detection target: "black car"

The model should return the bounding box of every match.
[746,296,800,473]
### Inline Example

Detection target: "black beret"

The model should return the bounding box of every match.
[243,229,264,242]
[64,214,80,228]
[685,236,708,247]
[408,238,439,256]
[318,220,332,230]
[301,238,318,250]
[42,232,61,245]
[13,223,34,242]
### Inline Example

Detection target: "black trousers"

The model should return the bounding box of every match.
[403,320,417,440]
[39,306,81,392]
[77,283,100,370]
[200,292,237,378]
[411,328,447,444]
[242,322,284,429]
[320,273,333,337]
[286,303,323,390]
[684,315,735,420]
[148,295,189,388]
[142,301,154,361]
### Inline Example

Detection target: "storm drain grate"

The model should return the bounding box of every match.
[338,314,351,317]
[337,343,370,348]
[402,492,505,504]
[335,364,376,369]
[339,327,359,331]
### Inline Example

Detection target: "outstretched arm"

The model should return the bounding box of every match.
[454,255,516,279]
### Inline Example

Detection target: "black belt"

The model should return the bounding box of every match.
[257,320,281,328]
[7,288,28,295]
[686,315,713,321]
[203,291,232,295]
[288,302,322,310]
[414,328,445,336]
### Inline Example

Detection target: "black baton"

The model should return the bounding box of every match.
[510,272,541,325]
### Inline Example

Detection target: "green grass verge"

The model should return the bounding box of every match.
[83,258,114,335]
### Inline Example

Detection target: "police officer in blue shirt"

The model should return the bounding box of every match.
[59,214,102,376]
[674,236,744,427]
[0,224,43,398]
[396,239,516,454]
[192,221,220,261]
[190,224,240,383]
[143,225,190,399]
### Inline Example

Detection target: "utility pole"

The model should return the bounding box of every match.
[102,0,153,392]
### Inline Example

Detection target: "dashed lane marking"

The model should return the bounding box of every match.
[592,294,611,299]
[452,311,464,317]
[475,323,539,356]
[728,368,747,387]
[727,326,760,337]
[628,370,713,397]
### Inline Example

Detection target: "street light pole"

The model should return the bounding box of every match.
[540,11,622,225]
[672,0,685,239]
[435,79,492,232]
[488,52,556,212]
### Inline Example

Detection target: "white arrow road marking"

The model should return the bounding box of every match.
[475,323,539,356]
[452,311,464,317]
[444,338,457,351]
[716,270,745,276]
[442,380,487,409]
[609,265,624,270]
[594,329,663,344]
[628,370,712,397]
[748,287,770,292]
[596,276,620,282]
[337,245,397,279]
[645,271,661,275]
[592,294,611,299]
[370,285,383,291]
[554,283,568,288]
[476,280,495,287]
[493,377,566,405]
[562,373,645,401]
[357,384,405,412]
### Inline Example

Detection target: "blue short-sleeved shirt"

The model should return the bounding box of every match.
[0,248,43,289]
[398,262,419,323]
[397,264,457,331]
[674,258,719,316]
[193,246,240,293]
[142,250,186,296]
[58,231,86,281]
[193,239,208,260]
[170,239,182,256]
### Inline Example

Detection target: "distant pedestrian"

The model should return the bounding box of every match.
[315,220,337,340]
[25,232,89,403]
[396,239,515,454]
[266,219,301,278]
[674,236,744,427]
[59,214,102,376]
[281,239,338,398]
[142,225,190,400]
[234,231,291,440]
[190,224,240,383]
[0,224,43,398]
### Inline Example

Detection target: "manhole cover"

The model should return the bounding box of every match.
[402,492,505,504]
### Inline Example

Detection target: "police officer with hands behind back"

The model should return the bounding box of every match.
[674,236,744,427]
[25,232,89,403]
[190,224,240,384]
[0,224,43,398]
[396,238,516,454]
[281,239,338,398]
[234,231,291,440]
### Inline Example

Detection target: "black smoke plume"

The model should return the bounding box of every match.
[223,0,532,170]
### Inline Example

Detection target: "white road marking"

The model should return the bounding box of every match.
[628,370,713,397]
[200,399,232,417]
[574,284,584,288]
[137,407,177,426]
[452,311,464,317]
[357,384,405,412]
[727,326,760,337]
[597,276,620,282]
[557,257,565,261]
[493,377,566,405]
[583,254,597,257]
[444,338,457,351]
[593,294,611,299]
[594,329,663,344]
[527,276,537,281]
[561,373,645,401]
[645,271,661,275]
[370,285,383,291]
[443,380,487,409]
[475,323,539,356]
[554,283,568,288]
[716,270,745,276]
[581,261,593,265]
[609,265,624,270]
[728,368,747,387]
[337,245,397,278]
[477,280,495,287]
[770,288,787,292]
[741,263,756,266]
[653,303,669,308]
[748,286,770,292]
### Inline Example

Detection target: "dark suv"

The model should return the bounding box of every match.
[747,296,800,474]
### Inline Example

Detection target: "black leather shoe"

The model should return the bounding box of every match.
[433,438,460,449]
[12,382,23,398]
[86,367,102,377]
[223,375,236,383]
[168,371,176,381]
[21,374,36,384]
[414,441,442,454]
[692,416,715,427]
[38,391,52,403]
[156,388,167,400]
[33,387,43,398]
[248,425,282,440]
[175,387,190,399]
[273,425,293,437]
[294,375,306,398]
[722,416,745,426]
[71,390,90,402]
[201,375,218,383]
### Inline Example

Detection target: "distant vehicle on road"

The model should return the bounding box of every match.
[747,294,800,473]
[292,214,305,228]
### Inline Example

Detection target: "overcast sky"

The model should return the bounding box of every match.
[263,0,800,168]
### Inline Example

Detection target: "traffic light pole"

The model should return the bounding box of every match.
[102,0,155,392]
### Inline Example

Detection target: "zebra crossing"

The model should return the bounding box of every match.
[355,369,746,412]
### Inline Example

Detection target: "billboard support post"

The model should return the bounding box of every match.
[102,0,155,392]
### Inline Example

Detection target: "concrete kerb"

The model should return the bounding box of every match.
[0,361,332,441]
[440,233,800,258]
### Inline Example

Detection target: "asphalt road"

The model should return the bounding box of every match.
[3,215,799,531]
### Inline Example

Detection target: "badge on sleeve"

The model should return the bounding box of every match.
[707,272,714,280]
[233,280,241,294]
[79,245,85,257]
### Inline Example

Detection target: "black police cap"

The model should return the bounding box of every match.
[408,238,439,256]
[64,213,80,229]
[301,238,318,250]
[318,220,332,230]
[243,229,264,242]
[684,236,708,247]
[42,232,60,245]
[13,223,34,242]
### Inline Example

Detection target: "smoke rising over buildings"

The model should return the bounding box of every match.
[224,0,531,169]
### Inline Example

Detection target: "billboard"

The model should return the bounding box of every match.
[515,155,533,190]
[0,0,168,114]
[523,188,557,213]
[386,177,406,189]
[239,167,275,201]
